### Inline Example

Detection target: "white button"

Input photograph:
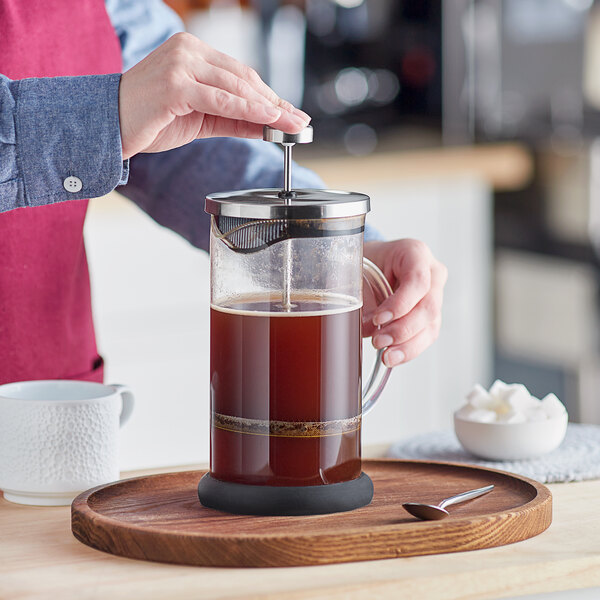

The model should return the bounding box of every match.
[63,176,82,193]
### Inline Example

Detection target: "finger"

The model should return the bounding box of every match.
[371,289,442,349]
[198,115,265,139]
[193,62,281,111]
[382,317,442,367]
[269,109,311,134]
[190,64,310,132]
[373,247,433,326]
[372,263,446,348]
[187,82,283,123]
[197,43,311,122]
[187,81,308,132]
[372,265,431,326]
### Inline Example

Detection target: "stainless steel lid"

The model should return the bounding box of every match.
[205,188,370,220]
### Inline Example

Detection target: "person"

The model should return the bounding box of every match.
[0,0,447,385]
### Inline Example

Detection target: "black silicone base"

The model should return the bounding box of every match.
[197,472,374,516]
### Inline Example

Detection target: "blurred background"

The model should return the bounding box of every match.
[87,0,600,469]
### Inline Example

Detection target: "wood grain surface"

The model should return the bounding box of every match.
[5,465,600,600]
[71,459,551,568]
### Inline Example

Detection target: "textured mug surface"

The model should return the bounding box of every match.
[0,380,134,506]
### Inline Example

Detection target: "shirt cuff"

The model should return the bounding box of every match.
[14,73,127,206]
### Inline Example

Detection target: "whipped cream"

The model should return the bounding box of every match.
[457,380,567,424]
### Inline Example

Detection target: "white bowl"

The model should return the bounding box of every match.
[453,412,568,460]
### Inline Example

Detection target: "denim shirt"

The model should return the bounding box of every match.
[0,0,379,251]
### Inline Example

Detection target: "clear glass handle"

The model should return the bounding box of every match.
[362,258,393,415]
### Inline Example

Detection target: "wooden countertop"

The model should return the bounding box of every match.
[303,143,533,192]
[2,465,599,600]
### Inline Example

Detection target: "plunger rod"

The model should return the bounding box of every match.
[262,126,314,312]
[282,143,294,310]
[283,144,293,194]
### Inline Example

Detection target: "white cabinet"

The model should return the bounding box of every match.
[85,174,492,470]
[85,196,211,470]
[360,177,492,447]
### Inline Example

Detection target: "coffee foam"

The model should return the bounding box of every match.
[211,291,362,317]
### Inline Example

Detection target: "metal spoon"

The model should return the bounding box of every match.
[402,484,494,521]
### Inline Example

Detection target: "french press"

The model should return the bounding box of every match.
[198,126,392,516]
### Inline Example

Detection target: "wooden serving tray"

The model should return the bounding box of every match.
[71,459,552,568]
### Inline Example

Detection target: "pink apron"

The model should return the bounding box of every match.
[0,0,122,383]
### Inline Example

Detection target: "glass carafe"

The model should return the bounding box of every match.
[200,188,392,514]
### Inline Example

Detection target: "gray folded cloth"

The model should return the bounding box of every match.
[387,423,600,483]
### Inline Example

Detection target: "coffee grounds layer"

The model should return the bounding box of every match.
[213,412,361,438]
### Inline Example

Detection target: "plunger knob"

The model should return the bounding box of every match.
[263,125,313,145]
[263,125,313,197]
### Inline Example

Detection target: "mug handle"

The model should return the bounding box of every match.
[362,258,394,415]
[110,384,135,427]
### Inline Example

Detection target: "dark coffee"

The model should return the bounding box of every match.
[210,294,362,486]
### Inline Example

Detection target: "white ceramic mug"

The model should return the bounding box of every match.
[0,380,134,506]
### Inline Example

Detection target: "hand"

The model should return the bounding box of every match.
[364,239,448,368]
[118,33,310,159]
